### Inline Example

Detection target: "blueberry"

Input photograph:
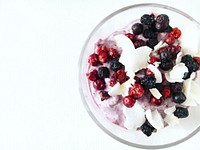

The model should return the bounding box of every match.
[141,120,155,137]
[173,92,186,104]
[98,67,110,78]
[146,38,158,49]
[164,26,172,33]
[181,55,199,72]
[132,23,143,35]
[182,71,192,80]
[159,61,173,71]
[174,107,189,118]
[170,82,183,93]
[140,14,155,26]
[110,59,123,72]
[143,29,157,39]
[155,83,163,92]
[155,14,169,32]
[141,75,156,89]
[160,51,172,62]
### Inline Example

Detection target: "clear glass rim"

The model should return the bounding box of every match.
[78,3,200,149]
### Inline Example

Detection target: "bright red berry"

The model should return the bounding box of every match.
[123,96,136,108]
[149,56,157,64]
[96,45,108,54]
[108,48,120,59]
[146,68,154,76]
[116,70,128,84]
[169,27,182,39]
[93,79,105,90]
[109,79,117,87]
[128,83,145,98]
[193,56,200,66]
[86,69,98,81]
[165,35,175,45]
[125,33,135,40]
[98,52,108,64]
[150,96,162,106]
[162,86,171,98]
[88,53,99,66]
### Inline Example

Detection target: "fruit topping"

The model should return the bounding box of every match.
[147,64,162,83]
[150,95,162,106]
[162,86,171,98]
[96,45,108,54]
[143,29,157,39]
[172,92,186,104]
[110,59,124,72]
[181,55,199,73]
[141,120,155,137]
[133,39,146,48]
[115,69,129,84]
[93,79,105,90]
[98,51,108,64]
[149,88,162,99]
[149,56,158,64]
[169,27,182,39]
[86,69,99,81]
[99,91,110,101]
[88,53,99,66]
[125,33,135,40]
[140,75,156,89]
[123,96,136,108]
[128,83,145,98]
[108,48,120,59]
[174,107,189,118]
[155,14,169,31]
[132,23,143,35]
[170,82,183,93]
[146,38,158,49]
[140,14,155,26]
[98,67,110,79]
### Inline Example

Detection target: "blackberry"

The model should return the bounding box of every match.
[146,38,158,49]
[174,107,189,118]
[155,83,163,92]
[172,92,186,104]
[110,59,124,72]
[140,75,156,89]
[99,91,110,101]
[98,67,110,78]
[134,39,146,48]
[159,61,173,71]
[141,120,155,137]
[181,55,199,72]
[140,14,155,26]
[170,82,183,93]
[143,29,157,39]
[164,26,172,33]
[182,71,192,80]
[160,51,172,62]
[155,14,169,32]
[132,23,143,35]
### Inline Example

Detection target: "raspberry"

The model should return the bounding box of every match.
[134,39,146,48]
[150,96,162,106]
[98,52,108,64]
[125,33,135,40]
[128,84,145,98]
[165,35,175,45]
[149,56,158,64]
[146,68,154,76]
[93,79,105,90]
[88,53,99,66]
[122,96,136,108]
[169,27,182,39]
[86,69,99,81]
[108,48,120,59]
[96,45,108,54]
[162,86,171,98]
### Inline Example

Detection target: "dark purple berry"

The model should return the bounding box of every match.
[146,38,158,49]
[132,23,143,35]
[140,75,156,89]
[143,29,157,39]
[110,59,124,72]
[141,120,155,137]
[164,26,172,33]
[155,83,163,92]
[159,61,173,71]
[182,71,192,80]
[174,107,189,118]
[99,91,110,101]
[155,14,169,32]
[98,67,110,78]
[170,82,183,93]
[173,92,186,104]
[181,55,199,72]
[140,14,155,26]
[160,51,172,62]
[134,39,146,48]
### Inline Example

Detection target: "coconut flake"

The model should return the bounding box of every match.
[165,63,188,83]
[108,82,122,96]
[175,52,182,64]
[149,88,162,99]
[164,106,176,115]
[145,109,164,130]
[121,78,135,97]
[164,114,179,126]
[147,64,162,83]
[123,101,145,129]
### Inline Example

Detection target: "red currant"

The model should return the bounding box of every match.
[123,96,136,108]
[128,84,145,98]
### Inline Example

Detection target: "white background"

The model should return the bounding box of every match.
[0,0,200,150]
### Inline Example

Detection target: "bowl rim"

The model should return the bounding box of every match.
[78,3,200,149]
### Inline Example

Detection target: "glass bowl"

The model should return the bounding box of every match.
[79,3,200,149]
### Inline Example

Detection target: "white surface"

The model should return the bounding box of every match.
[0,0,200,150]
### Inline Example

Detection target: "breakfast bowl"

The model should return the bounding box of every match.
[79,3,200,149]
